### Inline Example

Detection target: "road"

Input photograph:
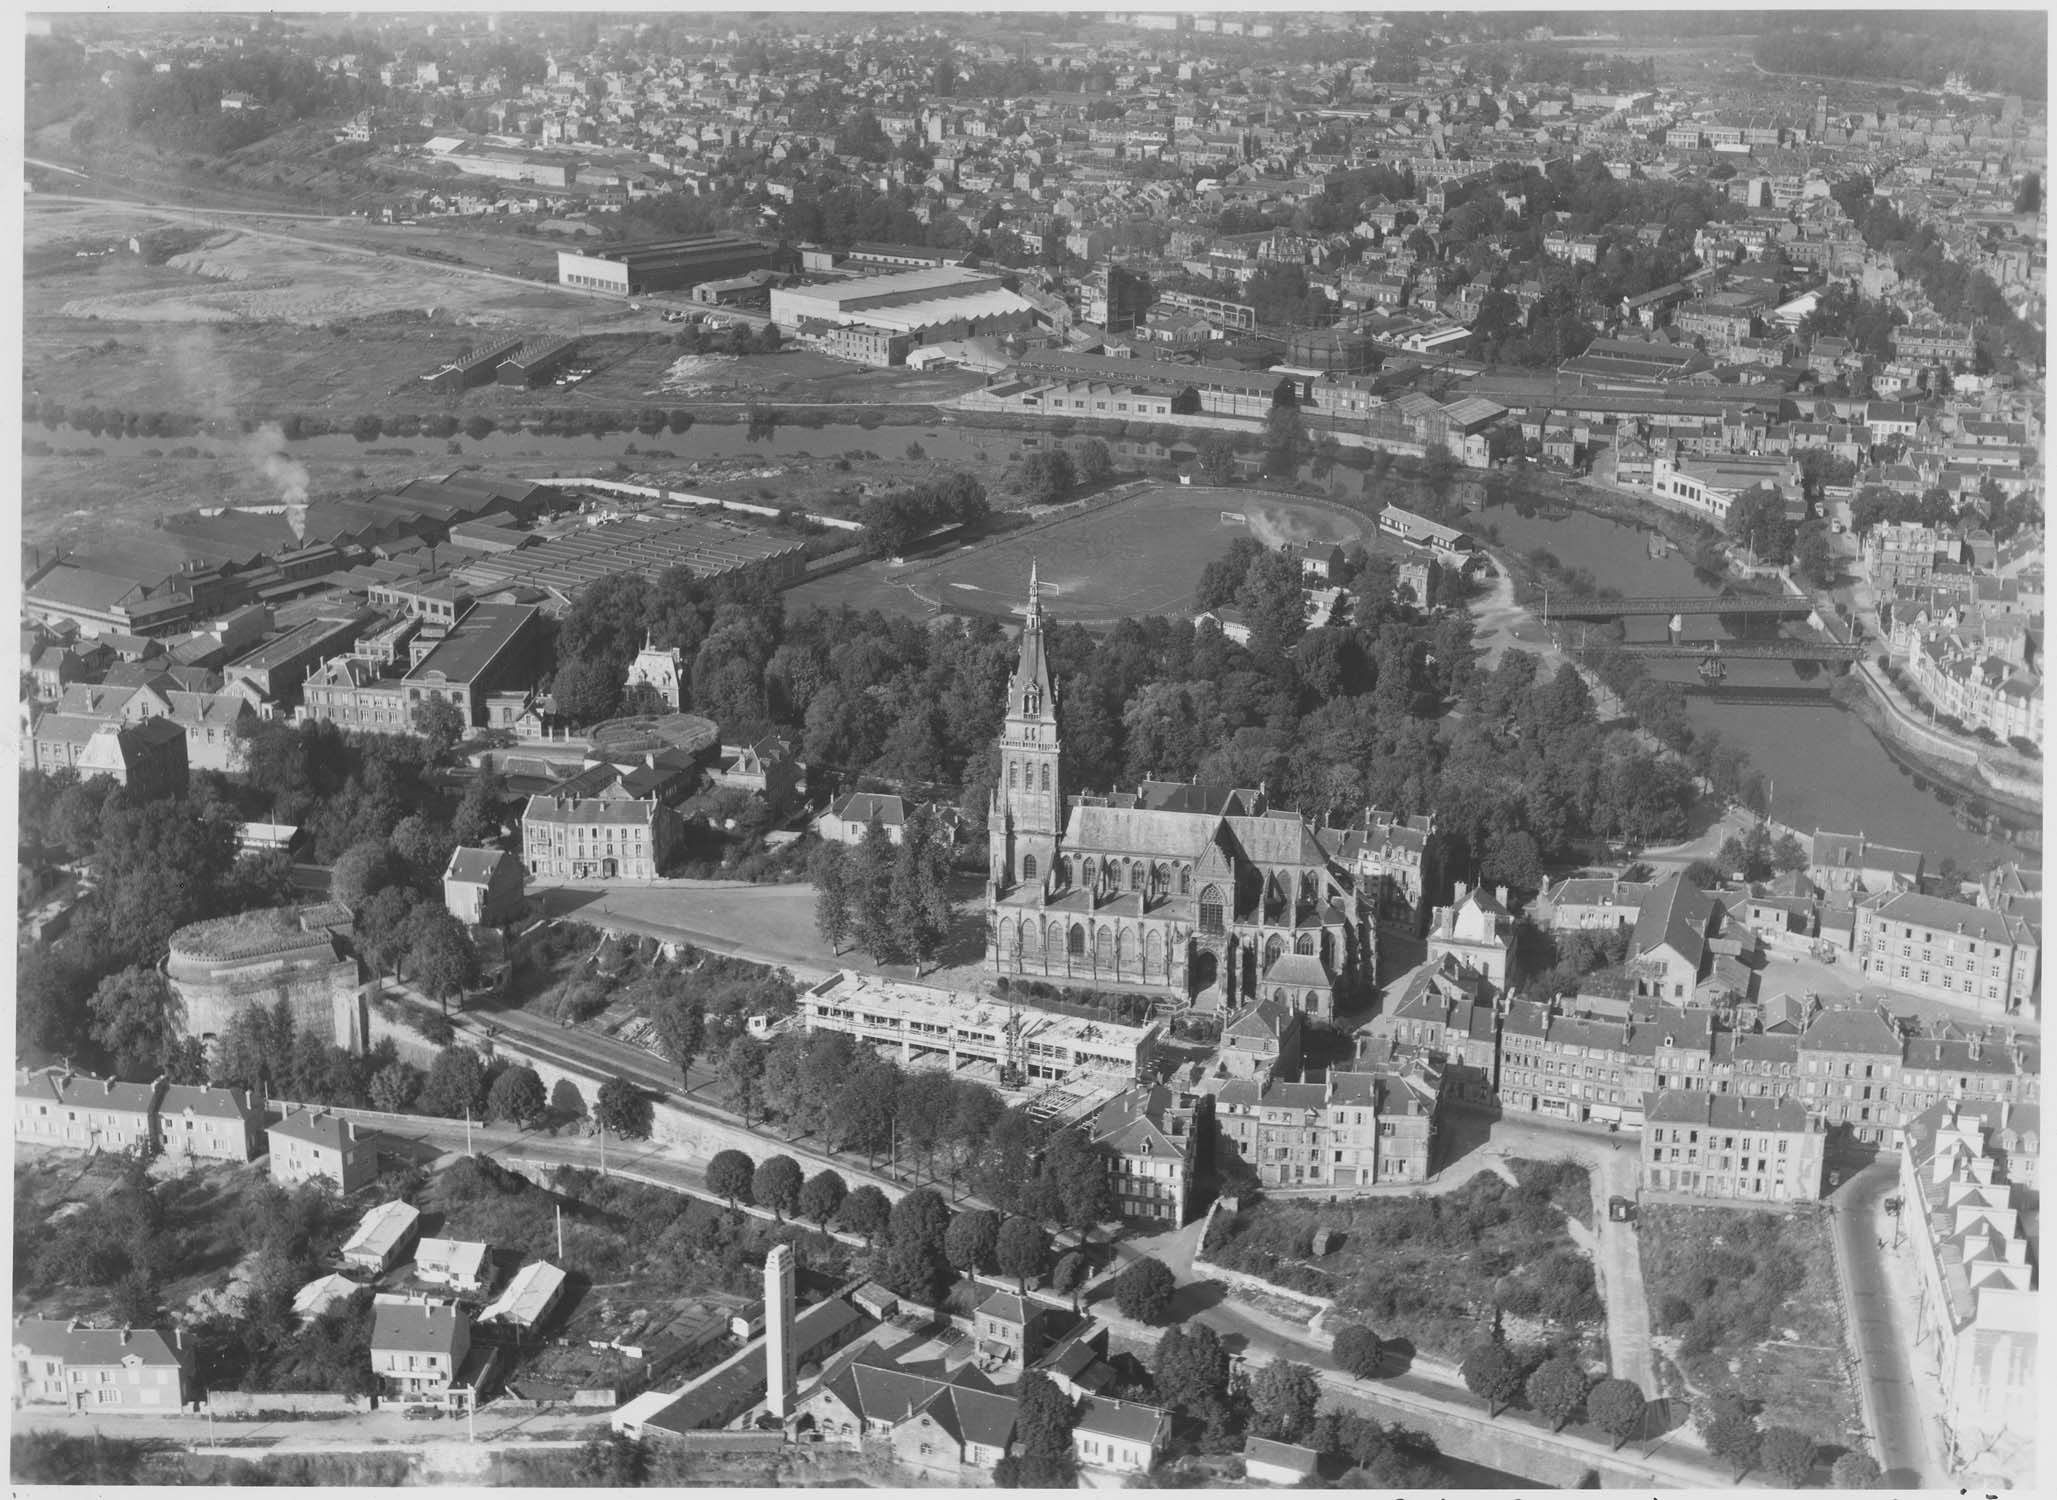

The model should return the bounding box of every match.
[1444,1110,1659,1394]
[9,1403,606,1458]
[1826,1160,1937,1487]
[1096,1216,1726,1489]
[513,885,1666,1395]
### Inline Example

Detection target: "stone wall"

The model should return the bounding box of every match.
[469,1029,910,1203]
[206,1391,373,1418]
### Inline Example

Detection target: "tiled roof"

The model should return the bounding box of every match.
[444,846,515,884]
[158,1084,255,1122]
[11,1318,190,1369]
[370,1301,469,1357]
[1642,1089,1811,1132]
[267,1108,366,1151]
[1073,1394,1167,1443]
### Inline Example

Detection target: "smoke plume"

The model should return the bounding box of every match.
[168,326,312,519]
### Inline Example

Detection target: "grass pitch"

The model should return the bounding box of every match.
[906,483,1374,623]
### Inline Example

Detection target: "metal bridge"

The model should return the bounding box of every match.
[1546,594,1816,620]
[1607,639,1863,662]
[1682,683,1840,704]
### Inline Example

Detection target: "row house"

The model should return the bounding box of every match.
[520,793,681,882]
[1790,1005,1905,1146]
[1675,299,1756,349]
[1866,521,1946,588]
[11,1319,198,1412]
[1367,954,1499,1107]
[14,1070,161,1154]
[1090,1082,1200,1226]
[1904,632,2044,749]
[1898,1104,2037,1486]
[1535,874,1653,932]
[1639,1090,1825,1203]
[1809,829,1925,895]
[1892,1031,2042,1127]
[1855,890,2040,1017]
[1894,323,1978,363]
[1214,1065,1442,1190]
[15,1069,264,1162]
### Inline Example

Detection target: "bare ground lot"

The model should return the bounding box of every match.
[1637,1204,1861,1450]
[31,203,608,330]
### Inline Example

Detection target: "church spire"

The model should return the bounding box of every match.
[1010,564,1053,716]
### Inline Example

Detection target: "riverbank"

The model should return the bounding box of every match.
[1845,664,2043,822]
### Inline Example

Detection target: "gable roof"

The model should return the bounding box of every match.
[444,846,516,884]
[15,1068,160,1114]
[1073,1394,1168,1443]
[158,1083,255,1122]
[1631,873,1716,965]
[11,1318,191,1370]
[1245,1437,1321,1475]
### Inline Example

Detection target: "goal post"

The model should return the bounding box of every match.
[1219,511,1248,526]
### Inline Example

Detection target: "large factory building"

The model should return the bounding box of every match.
[555,234,785,296]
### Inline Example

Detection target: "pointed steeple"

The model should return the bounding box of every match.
[1010,564,1053,715]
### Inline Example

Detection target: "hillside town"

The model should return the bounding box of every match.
[14,9,2045,1495]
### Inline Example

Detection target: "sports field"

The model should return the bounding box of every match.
[902,484,1375,623]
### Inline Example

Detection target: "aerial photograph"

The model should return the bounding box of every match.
[9,5,2044,1492]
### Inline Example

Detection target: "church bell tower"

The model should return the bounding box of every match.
[991,564,1062,893]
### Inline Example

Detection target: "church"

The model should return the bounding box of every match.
[986,569,1377,1021]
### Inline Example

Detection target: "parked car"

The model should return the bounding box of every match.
[1608,1195,1636,1222]
[403,1405,443,1421]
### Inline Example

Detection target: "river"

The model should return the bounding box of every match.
[1470,496,2029,870]
[22,415,2030,867]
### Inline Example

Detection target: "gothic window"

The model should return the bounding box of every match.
[1095,926,1113,967]
[1296,933,1316,956]
[1117,928,1134,972]
[1084,857,1098,887]
[1068,924,1086,957]
[1146,928,1163,973]
[1180,866,1192,895]
[1128,861,1141,890]
[1199,886,1225,935]
[1274,988,1288,1006]
[1022,853,1038,883]
[1009,762,1019,790]
[1264,935,1284,969]
[1040,764,1050,792]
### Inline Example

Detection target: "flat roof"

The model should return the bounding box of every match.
[227,614,368,672]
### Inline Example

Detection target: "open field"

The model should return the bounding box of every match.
[30,202,609,330]
[786,482,1376,623]
[1637,1204,1861,1449]
[878,483,1374,624]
